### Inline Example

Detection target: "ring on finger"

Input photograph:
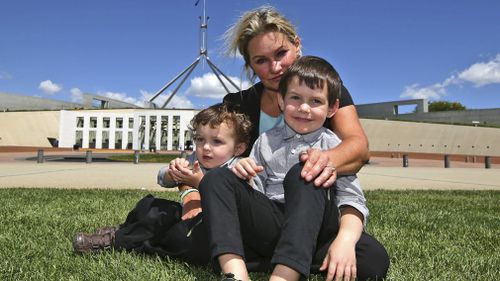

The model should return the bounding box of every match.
[326,164,336,174]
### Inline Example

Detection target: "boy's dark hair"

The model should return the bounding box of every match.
[190,103,252,146]
[278,56,342,106]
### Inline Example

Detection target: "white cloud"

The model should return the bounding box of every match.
[400,83,446,100]
[185,73,250,99]
[400,76,458,100]
[70,88,84,103]
[140,90,194,109]
[98,91,142,107]
[401,54,500,100]
[39,80,62,95]
[457,54,500,87]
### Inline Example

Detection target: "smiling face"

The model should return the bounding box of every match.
[193,122,245,169]
[247,31,301,92]
[278,76,338,134]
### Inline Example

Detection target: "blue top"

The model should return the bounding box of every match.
[259,110,284,134]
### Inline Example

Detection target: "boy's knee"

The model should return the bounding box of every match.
[283,163,304,185]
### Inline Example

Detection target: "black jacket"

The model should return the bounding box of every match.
[223,82,354,156]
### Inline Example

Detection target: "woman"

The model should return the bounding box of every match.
[198,6,389,281]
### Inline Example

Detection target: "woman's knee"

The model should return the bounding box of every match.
[356,234,390,280]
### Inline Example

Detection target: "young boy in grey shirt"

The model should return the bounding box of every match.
[216,56,371,280]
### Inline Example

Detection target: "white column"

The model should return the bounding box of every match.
[179,116,186,151]
[96,116,103,149]
[132,115,139,150]
[109,116,116,149]
[167,114,173,151]
[82,115,90,149]
[156,115,161,151]
[144,115,150,150]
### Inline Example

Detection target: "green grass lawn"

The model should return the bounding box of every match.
[0,189,498,280]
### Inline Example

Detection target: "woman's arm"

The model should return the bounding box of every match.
[300,105,369,187]
[329,105,369,174]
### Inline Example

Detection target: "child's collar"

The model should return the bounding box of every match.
[282,122,326,143]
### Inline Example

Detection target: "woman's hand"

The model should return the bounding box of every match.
[320,236,357,281]
[299,148,337,188]
[231,157,264,180]
[168,160,204,188]
[181,190,202,221]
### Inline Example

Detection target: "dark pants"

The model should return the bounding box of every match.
[199,164,389,279]
[113,194,210,265]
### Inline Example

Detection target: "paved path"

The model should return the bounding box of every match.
[1,157,499,190]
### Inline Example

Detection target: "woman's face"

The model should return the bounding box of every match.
[247,31,301,92]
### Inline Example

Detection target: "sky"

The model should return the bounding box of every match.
[1,0,499,110]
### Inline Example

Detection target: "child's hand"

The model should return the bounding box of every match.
[169,160,204,188]
[320,206,363,281]
[231,157,264,180]
[320,236,357,281]
[181,191,202,221]
[299,148,337,188]
[168,157,190,180]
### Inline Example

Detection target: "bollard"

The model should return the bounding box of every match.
[37,149,44,164]
[134,150,140,164]
[485,156,491,169]
[402,154,409,167]
[444,155,450,168]
[86,150,92,164]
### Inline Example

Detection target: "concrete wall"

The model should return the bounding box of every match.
[0,92,82,111]
[356,98,500,126]
[357,99,428,117]
[2,110,499,157]
[0,111,60,147]
[361,119,500,156]
[387,108,500,126]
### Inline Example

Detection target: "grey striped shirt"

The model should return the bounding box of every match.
[249,122,369,222]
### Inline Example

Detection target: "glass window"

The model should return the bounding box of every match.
[90,117,97,128]
[115,131,123,149]
[103,117,110,128]
[76,117,84,128]
[116,118,123,129]
[160,116,168,150]
[89,131,96,148]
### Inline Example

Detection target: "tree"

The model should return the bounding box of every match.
[428,101,466,112]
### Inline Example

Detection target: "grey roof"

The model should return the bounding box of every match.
[0,92,142,111]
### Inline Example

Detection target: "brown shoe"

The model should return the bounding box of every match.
[73,232,115,254]
[94,225,119,235]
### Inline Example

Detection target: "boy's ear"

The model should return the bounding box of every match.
[277,94,285,112]
[327,99,340,118]
[234,143,247,157]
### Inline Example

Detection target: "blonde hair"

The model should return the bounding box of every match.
[223,5,299,77]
